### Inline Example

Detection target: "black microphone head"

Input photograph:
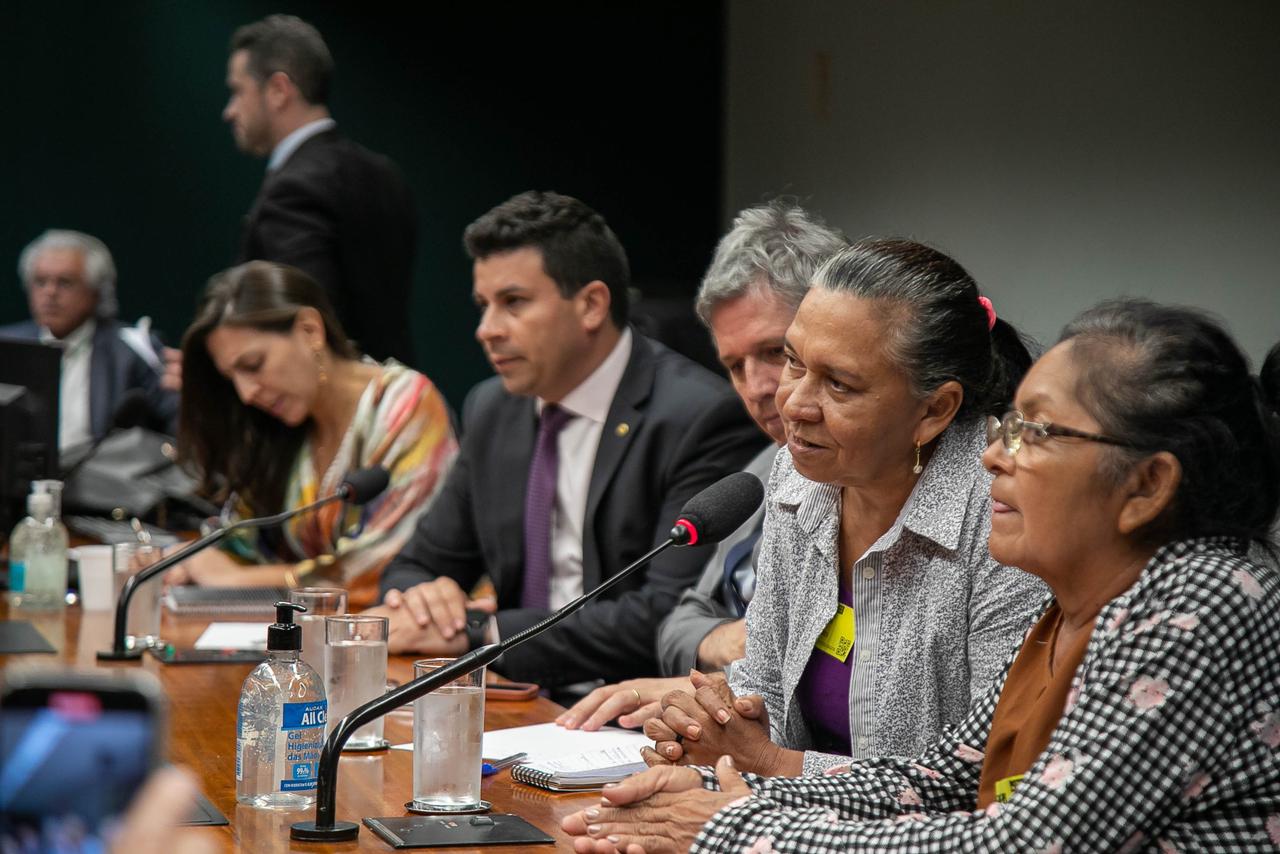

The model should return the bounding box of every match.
[671,471,764,546]
[339,466,390,504]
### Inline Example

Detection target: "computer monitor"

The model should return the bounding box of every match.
[0,336,60,536]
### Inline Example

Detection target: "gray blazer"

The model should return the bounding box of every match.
[655,443,779,676]
[731,419,1048,774]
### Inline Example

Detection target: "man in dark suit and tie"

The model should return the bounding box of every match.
[223,15,416,365]
[371,191,764,688]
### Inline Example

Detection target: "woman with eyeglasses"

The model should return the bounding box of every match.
[565,299,1280,853]
[637,240,1046,777]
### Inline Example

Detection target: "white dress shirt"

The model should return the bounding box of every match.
[539,328,633,609]
[41,318,95,452]
[267,117,337,171]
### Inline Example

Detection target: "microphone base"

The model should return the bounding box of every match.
[96,647,145,661]
[290,820,360,842]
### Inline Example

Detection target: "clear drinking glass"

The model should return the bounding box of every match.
[412,658,485,811]
[288,587,347,685]
[113,542,163,648]
[324,615,388,750]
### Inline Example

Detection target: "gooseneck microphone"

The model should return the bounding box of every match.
[335,466,392,505]
[668,470,766,546]
[97,466,391,661]
[290,471,764,842]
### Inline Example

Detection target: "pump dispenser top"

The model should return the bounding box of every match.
[268,602,305,651]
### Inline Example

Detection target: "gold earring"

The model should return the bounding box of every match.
[912,442,923,475]
[314,349,328,385]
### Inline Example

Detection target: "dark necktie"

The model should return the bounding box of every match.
[720,519,764,617]
[521,403,574,610]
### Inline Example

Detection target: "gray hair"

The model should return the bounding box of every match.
[695,200,846,326]
[812,238,1031,419]
[18,229,118,319]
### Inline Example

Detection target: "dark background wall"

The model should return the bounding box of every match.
[3,2,725,407]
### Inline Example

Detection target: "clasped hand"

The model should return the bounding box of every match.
[557,676,692,732]
[562,755,752,854]
[642,670,790,775]
[374,577,495,655]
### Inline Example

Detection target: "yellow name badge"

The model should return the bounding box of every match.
[994,774,1025,803]
[814,603,855,662]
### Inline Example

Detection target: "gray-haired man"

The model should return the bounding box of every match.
[558,200,846,729]
[1,230,178,453]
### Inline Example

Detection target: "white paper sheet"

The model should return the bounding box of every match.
[532,743,647,774]
[391,721,650,762]
[193,622,269,650]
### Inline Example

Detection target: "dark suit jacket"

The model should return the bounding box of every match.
[238,129,416,365]
[0,319,179,441]
[380,333,766,686]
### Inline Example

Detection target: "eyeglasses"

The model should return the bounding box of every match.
[986,410,1133,456]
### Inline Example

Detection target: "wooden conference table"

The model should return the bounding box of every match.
[0,603,601,852]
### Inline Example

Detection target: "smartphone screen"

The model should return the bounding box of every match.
[0,684,157,849]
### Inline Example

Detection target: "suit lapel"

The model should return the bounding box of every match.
[238,132,335,260]
[238,180,269,261]
[582,334,652,590]
[495,397,537,603]
[88,324,114,441]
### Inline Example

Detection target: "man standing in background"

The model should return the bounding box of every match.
[223,14,417,365]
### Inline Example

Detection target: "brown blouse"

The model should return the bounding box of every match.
[976,603,1095,808]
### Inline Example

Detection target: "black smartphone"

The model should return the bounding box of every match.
[149,644,266,664]
[485,681,539,701]
[0,668,165,848]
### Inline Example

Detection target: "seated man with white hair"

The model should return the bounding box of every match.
[0,229,178,456]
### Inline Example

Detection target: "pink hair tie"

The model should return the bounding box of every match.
[977,296,996,331]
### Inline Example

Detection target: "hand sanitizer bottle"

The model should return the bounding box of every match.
[6,490,34,607]
[236,602,328,808]
[8,485,69,611]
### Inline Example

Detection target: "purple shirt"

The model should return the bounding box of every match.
[795,579,854,755]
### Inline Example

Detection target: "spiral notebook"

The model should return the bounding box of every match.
[164,586,290,617]
[510,744,648,792]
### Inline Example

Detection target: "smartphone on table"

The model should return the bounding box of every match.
[0,667,164,849]
[485,681,539,701]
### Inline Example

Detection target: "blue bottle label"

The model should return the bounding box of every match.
[279,700,326,791]
[9,561,23,592]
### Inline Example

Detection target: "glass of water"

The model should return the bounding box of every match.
[288,587,347,684]
[412,658,485,812]
[325,615,388,750]
[113,542,163,649]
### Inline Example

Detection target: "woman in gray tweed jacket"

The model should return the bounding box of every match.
[645,240,1046,776]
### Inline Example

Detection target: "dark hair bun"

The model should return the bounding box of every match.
[1061,299,1280,543]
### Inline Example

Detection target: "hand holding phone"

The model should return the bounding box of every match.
[0,668,164,849]
[109,766,219,854]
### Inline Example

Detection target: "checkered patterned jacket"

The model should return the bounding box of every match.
[692,537,1280,853]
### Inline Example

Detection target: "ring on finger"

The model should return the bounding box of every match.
[631,688,642,707]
